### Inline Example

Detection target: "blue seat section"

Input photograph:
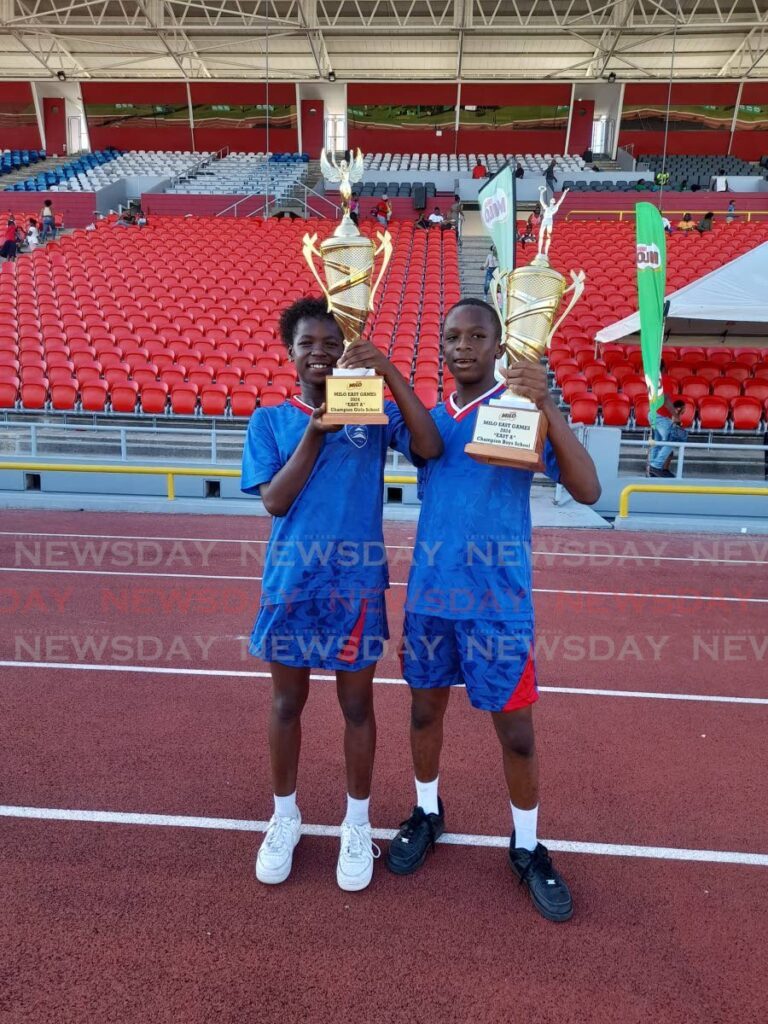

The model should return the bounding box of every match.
[3,147,122,191]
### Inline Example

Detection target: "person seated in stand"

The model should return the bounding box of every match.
[690,182,702,192]
[524,204,541,243]
[726,200,737,224]
[0,217,23,261]
[677,212,695,231]
[349,191,360,226]
[648,400,687,478]
[415,212,430,230]
[515,162,525,180]
[25,218,39,251]
[427,207,444,228]
[633,179,648,191]
[661,216,672,235]
[696,211,714,234]
[472,160,488,180]
[679,178,689,191]
[713,168,728,192]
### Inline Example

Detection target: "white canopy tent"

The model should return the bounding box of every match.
[595,242,768,343]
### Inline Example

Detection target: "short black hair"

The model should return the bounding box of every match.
[278,296,338,350]
[446,298,501,339]
[673,399,686,410]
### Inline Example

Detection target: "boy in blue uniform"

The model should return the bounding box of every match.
[242,297,442,892]
[387,298,601,922]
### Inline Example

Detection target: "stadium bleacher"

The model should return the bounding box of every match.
[639,153,766,190]
[4,148,121,192]
[364,153,587,175]
[0,216,458,418]
[164,153,308,201]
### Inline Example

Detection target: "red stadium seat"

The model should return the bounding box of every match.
[231,384,259,418]
[601,394,631,426]
[260,385,288,408]
[743,379,768,403]
[81,380,109,412]
[569,393,599,425]
[170,383,199,416]
[111,381,139,413]
[711,377,742,401]
[680,376,710,402]
[201,383,228,416]
[50,381,78,411]
[620,375,648,403]
[140,381,169,415]
[731,396,763,431]
[591,376,619,402]
[0,376,19,408]
[697,395,729,430]
[633,397,650,428]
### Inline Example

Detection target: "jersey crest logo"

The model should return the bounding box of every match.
[345,424,369,448]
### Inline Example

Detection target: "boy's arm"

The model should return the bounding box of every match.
[258,408,339,517]
[502,363,602,505]
[338,341,443,460]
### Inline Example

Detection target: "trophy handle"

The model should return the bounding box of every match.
[302,232,333,306]
[489,268,506,327]
[548,270,586,346]
[368,231,393,310]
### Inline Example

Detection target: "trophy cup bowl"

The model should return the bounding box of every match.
[303,214,392,425]
[465,253,585,471]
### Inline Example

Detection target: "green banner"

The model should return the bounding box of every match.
[635,202,667,425]
[478,163,517,276]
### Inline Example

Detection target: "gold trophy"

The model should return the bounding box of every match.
[465,186,586,470]
[302,148,392,425]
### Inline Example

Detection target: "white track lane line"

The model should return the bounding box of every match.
[1,804,766,866]
[0,660,766,704]
[0,565,766,602]
[0,529,767,566]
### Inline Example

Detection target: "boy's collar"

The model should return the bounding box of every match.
[448,381,505,421]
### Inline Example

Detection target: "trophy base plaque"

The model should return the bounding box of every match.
[322,368,389,426]
[464,395,547,471]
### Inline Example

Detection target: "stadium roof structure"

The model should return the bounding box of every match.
[0,0,767,82]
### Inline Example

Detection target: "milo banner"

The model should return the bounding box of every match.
[479,163,517,279]
[635,202,667,425]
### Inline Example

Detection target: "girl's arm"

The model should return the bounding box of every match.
[502,364,602,505]
[259,407,339,516]
[338,341,443,460]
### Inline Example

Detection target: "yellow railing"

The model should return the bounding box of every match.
[618,483,768,519]
[0,462,418,501]
[565,208,768,223]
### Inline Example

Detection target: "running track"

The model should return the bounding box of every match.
[1,510,766,1023]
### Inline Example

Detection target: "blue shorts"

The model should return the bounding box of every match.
[401,612,538,713]
[250,594,388,672]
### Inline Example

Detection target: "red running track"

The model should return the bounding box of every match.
[1,510,767,1023]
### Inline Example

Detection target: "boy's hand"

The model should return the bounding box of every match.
[308,404,343,434]
[501,362,553,410]
[337,340,393,378]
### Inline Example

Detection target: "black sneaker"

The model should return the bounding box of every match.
[386,799,445,875]
[508,834,573,922]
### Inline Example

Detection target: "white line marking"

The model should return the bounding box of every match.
[0,565,764,603]
[0,660,766,704]
[1,804,766,866]
[0,531,765,567]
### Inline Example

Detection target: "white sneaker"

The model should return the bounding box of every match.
[255,811,302,884]
[336,821,380,892]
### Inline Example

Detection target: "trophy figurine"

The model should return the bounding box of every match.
[302,148,392,425]
[465,187,586,470]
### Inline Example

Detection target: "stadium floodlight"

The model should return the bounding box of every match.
[56,70,66,82]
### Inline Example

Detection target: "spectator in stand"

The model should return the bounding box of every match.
[515,162,525,180]
[428,207,444,227]
[25,218,39,250]
[648,400,688,479]
[483,245,498,302]
[472,160,488,180]
[349,191,360,226]
[374,194,392,227]
[726,200,737,224]
[677,212,696,232]
[545,160,557,198]
[633,179,648,191]
[0,217,21,261]
[713,168,729,192]
[135,206,148,227]
[679,178,689,191]
[443,194,464,239]
[415,212,430,230]
[696,211,714,234]
[582,147,593,164]
[661,216,672,234]
[690,182,702,192]
[39,199,56,241]
[525,204,541,242]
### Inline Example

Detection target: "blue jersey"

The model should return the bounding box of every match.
[405,383,560,623]
[242,397,413,606]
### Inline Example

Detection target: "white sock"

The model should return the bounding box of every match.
[344,794,370,826]
[274,792,297,819]
[415,776,439,816]
[511,802,538,852]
